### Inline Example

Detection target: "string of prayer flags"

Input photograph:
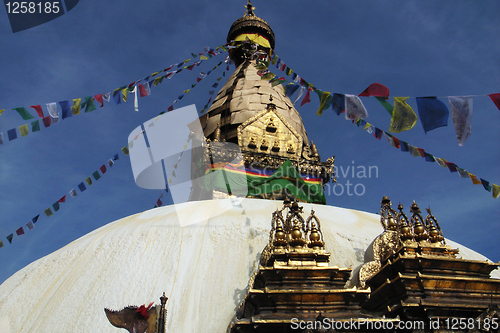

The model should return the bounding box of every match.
[389,97,417,133]
[449,96,473,146]
[416,97,449,133]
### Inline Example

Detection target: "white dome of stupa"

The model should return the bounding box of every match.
[0,198,496,333]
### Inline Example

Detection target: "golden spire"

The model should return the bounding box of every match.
[244,0,255,16]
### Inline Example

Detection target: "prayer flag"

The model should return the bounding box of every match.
[19,124,29,137]
[359,83,390,98]
[121,146,130,155]
[0,109,4,116]
[417,148,426,157]
[400,141,409,152]
[100,165,107,174]
[284,83,299,97]
[113,154,119,160]
[449,96,473,146]
[285,67,293,76]
[121,88,128,102]
[293,86,306,105]
[392,136,401,149]
[435,158,448,168]
[103,92,111,102]
[389,97,417,133]
[32,215,39,223]
[53,202,60,212]
[31,120,40,132]
[331,93,345,115]
[26,221,35,230]
[107,159,114,167]
[13,107,34,120]
[315,90,332,116]
[489,93,500,111]
[457,167,470,178]
[0,241,3,248]
[92,171,101,180]
[0,133,3,145]
[7,234,13,244]
[139,83,151,97]
[16,227,24,236]
[493,184,500,199]
[409,146,420,157]
[58,195,66,203]
[156,199,163,207]
[78,182,86,192]
[375,97,394,116]
[469,173,482,185]
[481,179,492,192]
[301,88,312,106]
[345,94,368,120]
[424,153,435,162]
[42,116,51,127]
[69,189,77,198]
[7,129,17,141]
[30,105,44,118]
[44,208,54,217]
[46,102,58,119]
[85,177,92,186]
[384,132,392,144]
[113,90,122,104]
[94,94,104,107]
[60,100,72,119]
[416,97,449,133]
[84,96,96,113]
[71,98,81,115]
[374,128,383,139]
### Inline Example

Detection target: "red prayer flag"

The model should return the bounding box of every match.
[42,116,51,127]
[446,162,458,172]
[16,227,25,236]
[196,77,202,82]
[187,64,195,70]
[100,164,107,174]
[156,199,163,207]
[138,84,148,97]
[29,105,44,118]
[489,93,500,111]
[300,88,312,107]
[167,105,174,111]
[94,94,104,107]
[58,195,66,203]
[392,137,401,149]
[417,148,426,157]
[359,83,390,98]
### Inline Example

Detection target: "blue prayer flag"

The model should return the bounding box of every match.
[331,93,345,115]
[78,182,86,192]
[7,128,17,141]
[284,83,299,97]
[59,100,72,119]
[416,97,449,133]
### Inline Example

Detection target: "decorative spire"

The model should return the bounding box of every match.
[245,0,255,17]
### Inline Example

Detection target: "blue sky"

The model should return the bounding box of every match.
[0,0,499,284]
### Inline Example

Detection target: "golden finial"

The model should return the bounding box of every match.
[245,0,255,16]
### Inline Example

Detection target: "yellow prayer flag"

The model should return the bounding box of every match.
[363,122,371,131]
[121,88,128,102]
[151,71,160,77]
[168,177,172,185]
[71,98,81,115]
[19,124,29,137]
[316,91,331,116]
[493,184,500,199]
[468,173,482,185]
[200,55,209,60]
[153,77,162,86]
[389,97,417,133]
[121,146,130,155]
[183,89,191,94]
[0,109,5,116]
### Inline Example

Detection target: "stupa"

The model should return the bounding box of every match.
[0,2,498,333]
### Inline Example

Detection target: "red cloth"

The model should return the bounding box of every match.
[94,94,104,107]
[359,83,390,98]
[29,105,44,118]
[489,93,500,111]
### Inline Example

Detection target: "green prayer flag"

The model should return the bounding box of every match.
[71,98,81,115]
[53,201,60,212]
[0,240,3,248]
[19,124,29,137]
[31,120,40,132]
[13,107,35,120]
[7,234,13,244]
[84,96,96,113]
[172,170,176,177]
[375,97,394,116]
[92,171,101,180]
[261,72,276,81]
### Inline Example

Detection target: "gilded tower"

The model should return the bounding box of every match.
[190,1,335,203]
